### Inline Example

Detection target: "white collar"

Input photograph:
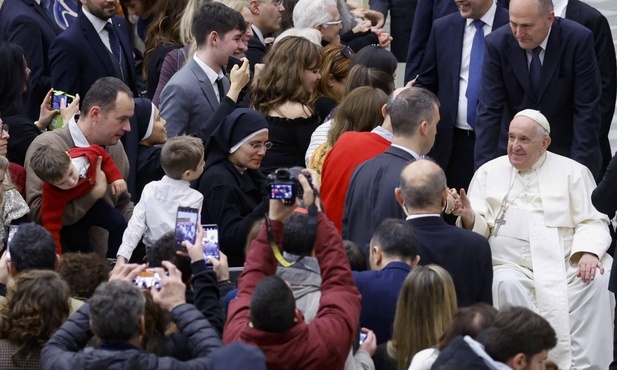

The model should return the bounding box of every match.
[252,24,266,45]
[193,54,224,85]
[371,126,393,142]
[465,2,497,29]
[390,144,421,160]
[553,0,568,17]
[69,117,91,148]
[82,7,113,34]
[406,214,441,220]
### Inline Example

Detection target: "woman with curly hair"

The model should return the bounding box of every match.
[0,270,70,369]
[251,36,323,174]
[374,265,458,370]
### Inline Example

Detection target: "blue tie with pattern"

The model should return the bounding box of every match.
[104,22,122,65]
[466,19,485,129]
[529,46,542,92]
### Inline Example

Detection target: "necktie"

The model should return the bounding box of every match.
[466,20,485,129]
[104,22,122,65]
[215,78,225,103]
[529,46,542,91]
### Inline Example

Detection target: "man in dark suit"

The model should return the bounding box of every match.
[415,0,509,192]
[342,87,440,248]
[474,0,602,178]
[404,0,510,84]
[0,0,62,120]
[369,0,417,61]
[352,218,420,344]
[49,0,137,100]
[245,0,285,67]
[562,0,616,177]
[159,2,246,138]
[396,159,493,307]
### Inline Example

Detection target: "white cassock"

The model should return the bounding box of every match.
[459,152,614,370]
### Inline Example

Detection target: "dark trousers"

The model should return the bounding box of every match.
[442,128,476,225]
[60,199,127,258]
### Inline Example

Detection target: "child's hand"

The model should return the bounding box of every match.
[111,179,127,195]
[91,157,107,199]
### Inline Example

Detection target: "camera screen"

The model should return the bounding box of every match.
[133,270,162,290]
[270,183,294,200]
[175,207,199,245]
[202,224,220,261]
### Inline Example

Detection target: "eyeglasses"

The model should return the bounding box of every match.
[322,19,342,26]
[1,124,8,134]
[339,46,353,59]
[248,141,273,150]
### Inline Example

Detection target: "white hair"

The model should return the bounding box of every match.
[293,0,337,29]
[273,27,322,45]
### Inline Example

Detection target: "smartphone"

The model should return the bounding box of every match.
[359,332,367,345]
[175,206,199,246]
[133,269,162,290]
[52,90,75,110]
[202,224,220,261]
[6,225,19,259]
[226,56,243,74]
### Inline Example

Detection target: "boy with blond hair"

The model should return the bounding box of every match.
[115,136,205,265]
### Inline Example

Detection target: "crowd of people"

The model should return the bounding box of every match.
[0,0,615,368]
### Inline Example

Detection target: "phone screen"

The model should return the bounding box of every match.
[52,92,74,110]
[202,224,219,261]
[133,269,162,290]
[359,332,367,345]
[175,207,199,246]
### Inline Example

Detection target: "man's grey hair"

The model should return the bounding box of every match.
[89,280,146,345]
[293,0,337,29]
[399,159,447,210]
[386,87,439,138]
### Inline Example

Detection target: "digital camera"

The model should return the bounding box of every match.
[267,167,312,200]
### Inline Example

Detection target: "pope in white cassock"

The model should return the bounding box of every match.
[452,109,614,369]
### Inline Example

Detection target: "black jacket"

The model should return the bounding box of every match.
[41,303,222,370]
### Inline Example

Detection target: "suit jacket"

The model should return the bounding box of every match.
[369,0,418,61]
[342,146,415,247]
[406,216,493,306]
[565,0,617,174]
[415,5,509,170]
[23,124,133,256]
[49,10,137,99]
[404,0,509,83]
[245,32,267,68]
[0,0,61,120]
[474,18,602,178]
[352,261,411,344]
[159,58,230,138]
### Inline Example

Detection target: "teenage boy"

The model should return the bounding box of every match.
[30,145,127,257]
[159,2,247,138]
[115,136,205,266]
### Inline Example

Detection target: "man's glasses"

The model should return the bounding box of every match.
[323,19,342,26]
[248,141,273,150]
[1,124,8,134]
[339,46,353,59]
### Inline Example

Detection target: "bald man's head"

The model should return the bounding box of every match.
[397,159,447,212]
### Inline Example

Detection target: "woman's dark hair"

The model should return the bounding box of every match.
[345,65,395,96]
[141,291,172,356]
[57,253,110,300]
[344,240,366,271]
[436,303,498,351]
[349,46,398,78]
[0,42,28,116]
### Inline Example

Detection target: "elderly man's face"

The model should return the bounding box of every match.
[93,92,133,146]
[319,5,342,44]
[507,116,550,170]
[508,0,554,50]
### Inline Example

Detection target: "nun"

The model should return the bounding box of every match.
[198,108,270,267]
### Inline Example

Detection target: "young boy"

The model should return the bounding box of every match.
[30,145,128,256]
[115,135,205,265]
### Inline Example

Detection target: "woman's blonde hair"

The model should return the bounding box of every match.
[179,0,209,45]
[214,0,249,12]
[387,264,457,370]
[251,36,323,115]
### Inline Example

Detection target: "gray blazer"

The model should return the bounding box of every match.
[159,58,230,137]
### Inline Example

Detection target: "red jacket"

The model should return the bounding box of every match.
[321,131,390,232]
[40,145,123,254]
[223,212,361,370]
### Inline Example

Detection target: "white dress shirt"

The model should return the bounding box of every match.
[82,8,114,54]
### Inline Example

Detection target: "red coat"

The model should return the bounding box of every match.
[223,212,361,370]
[321,131,390,232]
[40,145,123,254]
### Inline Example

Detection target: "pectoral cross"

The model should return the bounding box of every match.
[494,212,506,235]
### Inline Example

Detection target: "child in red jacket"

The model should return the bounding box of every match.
[30,144,127,257]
